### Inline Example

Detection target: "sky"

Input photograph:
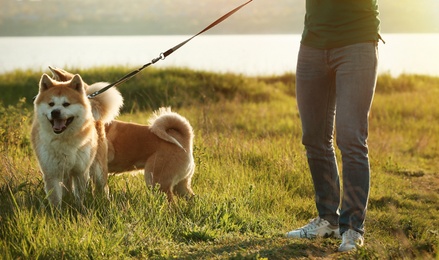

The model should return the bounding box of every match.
[1,0,439,35]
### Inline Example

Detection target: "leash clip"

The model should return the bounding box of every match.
[87,92,98,99]
[151,52,166,64]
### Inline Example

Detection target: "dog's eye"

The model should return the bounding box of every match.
[63,102,70,107]
[48,102,55,107]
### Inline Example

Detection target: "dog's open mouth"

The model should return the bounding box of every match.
[50,117,74,134]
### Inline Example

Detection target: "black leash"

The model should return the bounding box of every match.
[87,0,253,99]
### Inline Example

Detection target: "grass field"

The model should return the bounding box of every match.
[0,67,438,259]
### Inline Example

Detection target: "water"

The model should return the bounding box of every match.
[1,34,438,77]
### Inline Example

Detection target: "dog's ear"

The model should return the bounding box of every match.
[39,74,54,91]
[69,74,85,94]
[49,66,74,81]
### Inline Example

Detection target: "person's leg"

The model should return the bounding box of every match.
[296,44,340,226]
[330,42,378,235]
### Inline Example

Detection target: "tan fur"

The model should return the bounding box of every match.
[106,108,195,201]
[31,69,122,207]
[43,67,196,201]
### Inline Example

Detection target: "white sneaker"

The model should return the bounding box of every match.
[285,217,340,239]
[338,229,364,252]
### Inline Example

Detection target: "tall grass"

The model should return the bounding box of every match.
[0,67,438,259]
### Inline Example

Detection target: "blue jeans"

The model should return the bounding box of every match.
[296,42,378,235]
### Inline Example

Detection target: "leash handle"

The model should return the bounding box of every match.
[88,0,253,99]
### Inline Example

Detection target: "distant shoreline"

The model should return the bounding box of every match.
[2,34,439,77]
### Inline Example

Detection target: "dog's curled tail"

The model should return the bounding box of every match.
[148,107,194,152]
[87,83,124,124]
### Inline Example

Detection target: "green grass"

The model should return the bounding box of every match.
[1,67,438,259]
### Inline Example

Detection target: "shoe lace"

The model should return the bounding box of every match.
[302,217,326,231]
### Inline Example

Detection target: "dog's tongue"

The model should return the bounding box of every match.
[52,119,67,132]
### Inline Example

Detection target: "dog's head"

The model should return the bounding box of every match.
[34,74,91,134]
[42,66,124,125]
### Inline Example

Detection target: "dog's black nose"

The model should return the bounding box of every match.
[51,109,61,119]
